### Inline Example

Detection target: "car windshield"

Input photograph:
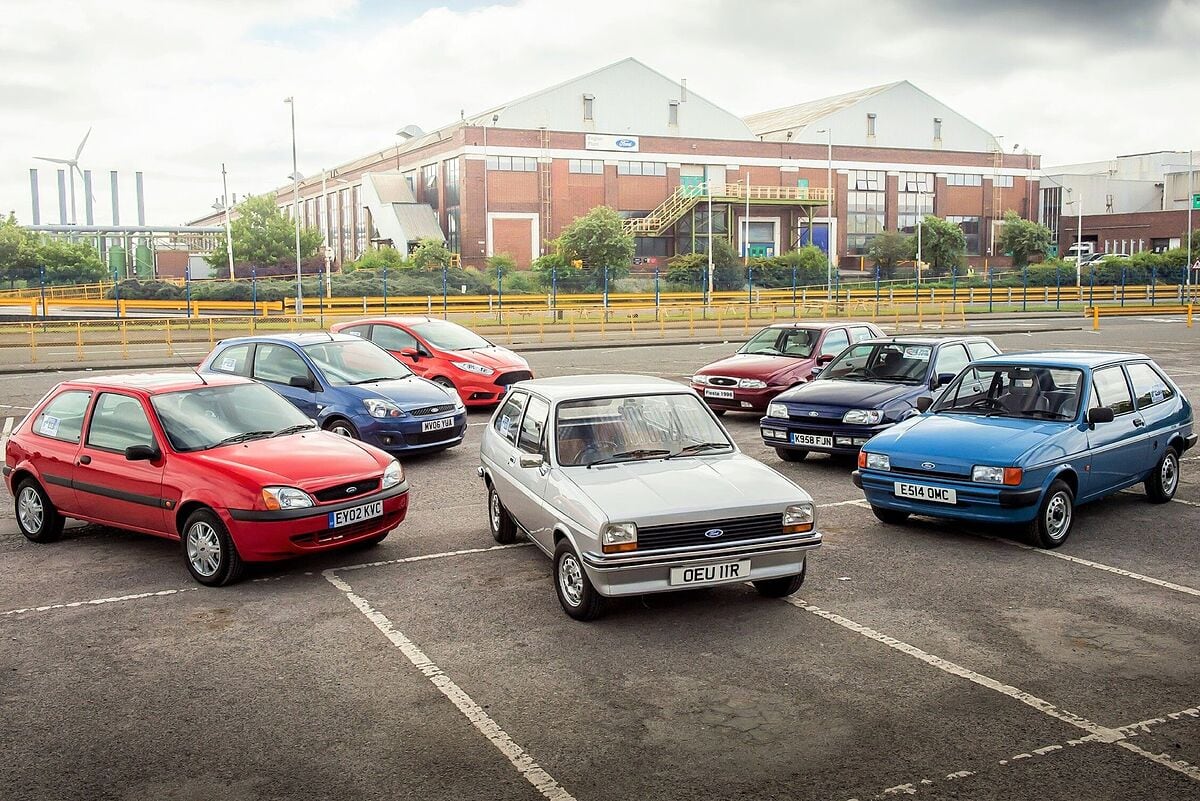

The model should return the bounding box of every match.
[410,320,492,351]
[555,393,732,467]
[150,383,314,452]
[822,342,931,384]
[934,365,1084,420]
[738,327,817,358]
[303,340,412,385]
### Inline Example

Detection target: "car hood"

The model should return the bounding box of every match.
[562,453,811,527]
[867,413,1075,475]
[188,431,389,491]
[697,353,812,380]
[447,346,528,371]
[777,379,920,409]
[338,375,460,409]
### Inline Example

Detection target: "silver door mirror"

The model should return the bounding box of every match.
[518,453,544,469]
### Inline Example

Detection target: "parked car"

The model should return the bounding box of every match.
[478,375,822,620]
[853,352,1195,547]
[199,333,466,454]
[3,372,410,585]
[330,317,532,407]
[691,321,884,415]
[760,336,1000,461]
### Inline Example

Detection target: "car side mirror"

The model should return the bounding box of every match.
[817,353,835,365]
[125,444,160,462]
[399,347,420,360]
[518,453,544,469]
[811,366,823,377]
[933,372,956,389]
[915,396,934,413]
[289,375,315,390]
[1087,406,1115,425]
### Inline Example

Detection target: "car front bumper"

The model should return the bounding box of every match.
[360,412,467,453]
[579,531,822,597]
[692,384,790,413]
[760,418,892,454]
[853,469,1042,524]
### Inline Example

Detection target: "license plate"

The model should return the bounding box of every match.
[791,433,833,448]
[704,388,735,400]
[422,417,455,433]
[894,482,957,504]
[328,500,383,528]
[669,559,752,586]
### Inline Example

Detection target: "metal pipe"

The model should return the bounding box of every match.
[135,172,146,227]
[286,96,302,315]
[29,169,40,225]
[110,171,120,226]
[23,224,221,233]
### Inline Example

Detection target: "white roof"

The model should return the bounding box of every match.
[518,374,690,402]
[745,82,900,137]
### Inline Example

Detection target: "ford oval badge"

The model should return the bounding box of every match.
[921,461,936,470]
[808,411,819,417]
[703,528,724,539]
[615,138,636,148]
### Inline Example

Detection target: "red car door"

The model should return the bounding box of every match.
[24,388,93,514]
[75,391,168,535]
[370,324,431,376]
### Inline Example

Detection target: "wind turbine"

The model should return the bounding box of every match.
[34,128,91,225]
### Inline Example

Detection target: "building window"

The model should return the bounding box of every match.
[994,174,1014,188]
[337,189,349,261]
[668,100,679,126]
[617,161,667,177]
[486,155,538,172]
[447,206,460,254]
[933,117,942,140]
[421,164,439,211]
[1040,186,1062,242]
[850,170,884,191]
[583,93,594,122]
[946,173,983,187]
[898,172,934,233]
[947,215,981,255]
[568,159,604,175]
[353,185,364,258]
[444,158,460,206]
[866,113,877,137]
[634,237,671,259]
[846,171,886,254]
[403,170,416,195]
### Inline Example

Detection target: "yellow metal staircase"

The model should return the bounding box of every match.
[621,183,833,237]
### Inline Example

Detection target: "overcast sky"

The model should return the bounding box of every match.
[3,0,1198,225]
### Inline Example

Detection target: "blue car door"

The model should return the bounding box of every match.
[1125,361,1182,465]
[251,342,322,419]
[1082,365,1146,499]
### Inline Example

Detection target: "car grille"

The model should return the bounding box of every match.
[891,465,969,479]
[495,370,533,387]
[637,513,783,551]
[783,405,844,422]
[406,426,464,446]
[314,478,381,503]
[707,376,739,387]
[407,403,457,417]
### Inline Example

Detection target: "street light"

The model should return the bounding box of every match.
[914,190,933,287]
[1066,188,1084,286]
[212,164,235,280]
[816,128,833,299]
[284,96,302,315]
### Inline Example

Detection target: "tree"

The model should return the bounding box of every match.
[39,237,105,284]
[206,194,322,274]
[997,210,1053,267]
[867,230,915,279]
[345,246,408,272]
[915,215,967,277]
[0,214,39,288]
[411,237,453,270]
[666,238,743,290]
[556,206,635,276]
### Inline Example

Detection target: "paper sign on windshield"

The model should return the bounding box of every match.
[40,416,60,437]
[903,346,932,360]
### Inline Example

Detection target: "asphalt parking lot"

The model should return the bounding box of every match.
[2,316,1199,800]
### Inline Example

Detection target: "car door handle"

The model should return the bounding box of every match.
[1133,418,1145,428]
[78,455,91,465]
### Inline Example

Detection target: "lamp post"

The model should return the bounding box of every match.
[915,190,933,287]
[817,128,833,300]
[1066,188,1084,287]
[284,96,302,315]
[218,164,235,280]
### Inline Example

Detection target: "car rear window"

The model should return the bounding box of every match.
[32,390,91,443]
[494,392,528,445]
[1126,362,1175,408]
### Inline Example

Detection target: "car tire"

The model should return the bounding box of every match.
[776,448,807,462]
[871,506,910,525]
[487,484,518,544]
[14,479,65,543]
[1145,446,1180,504]
[1027,480,1074,549]
[431,376,456,390]
[553,539,605,621]
[753,560,806,598]
[323,417,359,439]
[182,508,245,586]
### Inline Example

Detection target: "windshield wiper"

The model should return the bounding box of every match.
[666,442,731,459]
[586,448,671,468]
[206,430,273,449]
[349,375,408,385]
[272,423,315,438]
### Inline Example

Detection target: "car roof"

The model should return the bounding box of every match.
[859,335,991,346]
[764,320,877,330]
[515,374,690,402]
[973,350,1150,369]
[334,316,448,327]
[218,332,357,346]
[60,371,250,395]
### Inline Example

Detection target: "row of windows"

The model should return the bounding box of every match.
[568,159,604,174]
[487,155,538,172]
[947,173,983,187]
[995,175,1014,188]
[617,161,667,177]
[899,172,933,193]
[849,170,885,191]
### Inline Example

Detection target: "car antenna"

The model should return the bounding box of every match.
[164,338,209,385]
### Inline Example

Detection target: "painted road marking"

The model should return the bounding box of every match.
[0,416,13,449]
[324,560,575,801]
[335,542,530,574]
[0,587,198,617]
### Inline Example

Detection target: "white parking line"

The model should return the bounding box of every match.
[334,542,530,573]
[0,416,13,448]
[1,587,197,617]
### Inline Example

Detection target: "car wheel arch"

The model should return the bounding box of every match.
[1046,465,1079,498]
[175,500,220,537]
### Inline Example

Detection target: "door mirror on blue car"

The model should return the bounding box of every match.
[288,375,315,391]
[933,372,956,389]
[1087,406,1115,425]
[915,396,934,413]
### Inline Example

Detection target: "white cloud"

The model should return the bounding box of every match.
[2,0,1197,225]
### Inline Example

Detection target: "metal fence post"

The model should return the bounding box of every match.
[1151,265,1156,306]
[383,266,389,316]
[1022,265,1028,312]
[442,264,449,319]
[603,265,609,314]
[654,267,660,312]
[251,267,258,314]
[875,266,881,317]
[113,271,120,318]
[792,265,798,310]
[185,266,191,319]
[552,265,559,313]
[988,268,994,313]
[1120,266,1127,307]
[1055,265,1061,311]
[747,266,754,306]
[39,266,47,321]
[1090,264,1095,307]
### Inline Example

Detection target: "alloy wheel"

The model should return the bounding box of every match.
[186,522,222,577]
[17,487,43,534]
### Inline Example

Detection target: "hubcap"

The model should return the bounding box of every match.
[1162,454,1178,495]
[489,491,501,532]
[186,522,222,577]
[331,424,354,438]
[1045,492,1072,541]
[17,487,44,533]
[558,553,584,607]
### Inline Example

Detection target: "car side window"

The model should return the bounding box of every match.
[933,344,970,378]
[820,328,849,358]
[339,325,370,339]
[494,392,528,447]
[1126,362,1175,408]
[1090,366,1134,415]
[517,397,550,455]
[253,344,311,385]
[849,326,875,343]
[31,390,91,444]
[85,393,155,452]
[373,325,419,352]
[968,341,999,360]
[210,343,252,376]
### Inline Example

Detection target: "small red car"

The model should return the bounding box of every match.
[691,321,884,414]
[331,317,532,407]
[3,372,409,586]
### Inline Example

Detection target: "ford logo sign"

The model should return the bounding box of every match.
[346,486,358,494]
[615,138,636,148]
[921,462,936,470]
[808,411,819,417]
[703,528,724,539]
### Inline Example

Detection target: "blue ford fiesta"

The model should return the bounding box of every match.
[852,351,1195,547]
[199,333,467,454]
[760,336,1000,462]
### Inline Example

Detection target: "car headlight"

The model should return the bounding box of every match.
[972,465,1023,485]
[601,522,638,554]
[382,460,404,489]
[738,378,767,389]
[452,361,495,376]
[364,398,404,418]
[783,503,814,533]
[858,452,890,471]
[843,409,884,425]
[261,486,314,510]
[692,374,710,386]
[767,402,789,419]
